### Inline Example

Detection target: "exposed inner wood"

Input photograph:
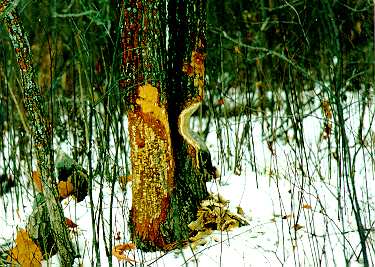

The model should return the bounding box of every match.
[128,84,174,247]
[179,50,206,168]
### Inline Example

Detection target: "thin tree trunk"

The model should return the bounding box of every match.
[0,2,75,265]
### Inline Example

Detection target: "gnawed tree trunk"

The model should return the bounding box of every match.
[121,0,215,250]
[0,2,75,265]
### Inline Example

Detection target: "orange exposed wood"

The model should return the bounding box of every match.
[128,84,175,248]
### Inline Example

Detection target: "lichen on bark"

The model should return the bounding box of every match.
[0,3,75,265]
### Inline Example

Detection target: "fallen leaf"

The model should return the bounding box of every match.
[234,165,242,175]
[267,140,276,155]
[187,193,250,249]
[190,229,212,242]
[292,224,304,231]
[7,229,43,266]
[212,236,220,242]
[112,243,136,262]
[321,100,332,119]
[221,218,239,231]
[236,206,244,215]
[282,214,293,220]
[58,180,74,198]
[65,218,78,229]
[188,215,205,231]
[190,237,208,250]
[302,204,312,209]
[115,232,121,240]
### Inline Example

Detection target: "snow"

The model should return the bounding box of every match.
[1,91,374,266]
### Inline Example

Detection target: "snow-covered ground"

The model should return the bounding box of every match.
[1,91,374,266]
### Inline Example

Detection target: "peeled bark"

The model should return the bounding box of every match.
[121,0,212,250]
[128,83,175,248]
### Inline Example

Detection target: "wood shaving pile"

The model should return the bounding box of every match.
[188,194,250,249]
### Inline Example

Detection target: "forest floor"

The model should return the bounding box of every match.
[1,91,374,266]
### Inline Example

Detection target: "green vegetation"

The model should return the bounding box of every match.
[0,0,374,266]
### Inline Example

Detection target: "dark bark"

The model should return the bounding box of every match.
[121,0,212,251]
[165,0,213,247]
[0,2,75,265]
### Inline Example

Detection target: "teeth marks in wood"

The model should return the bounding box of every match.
[128,84,174,248]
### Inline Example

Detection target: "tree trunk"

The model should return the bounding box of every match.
[121,0,214,251]
[0,2,75,265]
